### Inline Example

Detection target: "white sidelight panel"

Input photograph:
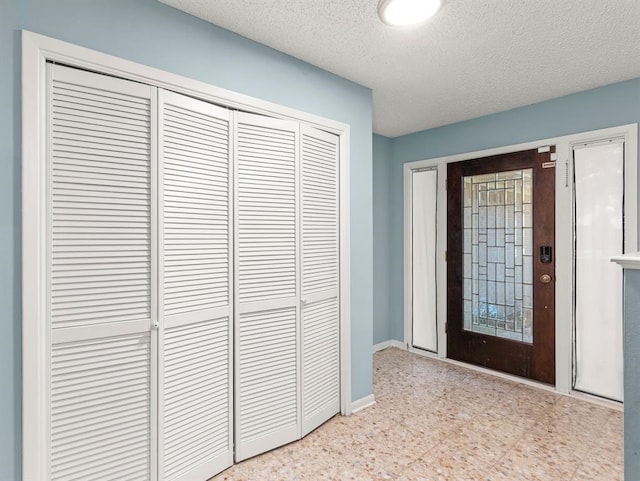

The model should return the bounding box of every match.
[158,90,233,480]
[573,141,624,401]
[234,112,300,461]
[411,168,438,352]
[47,64,155,480]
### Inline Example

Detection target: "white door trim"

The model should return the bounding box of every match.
[403,123,638,394]
[22,30,352,479]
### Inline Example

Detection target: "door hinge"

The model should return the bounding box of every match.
[445,322,448,333]
[538,145,550,153]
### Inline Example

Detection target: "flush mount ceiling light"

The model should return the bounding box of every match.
[377,0,443,27]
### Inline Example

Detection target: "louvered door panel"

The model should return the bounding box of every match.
[48,64,154,481]
[162,318,230,481]
[237,122,297,303]
[237,308,298,457]
[235,113,300,461]
[301,298,339,432]
[50,66,152,331]
[162,96,230,317]
[158,90,232,480]
[51,334,151,481]
[301,129,338,295]
[300,126,340,436]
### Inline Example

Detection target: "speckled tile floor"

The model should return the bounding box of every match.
[211,348,623,481]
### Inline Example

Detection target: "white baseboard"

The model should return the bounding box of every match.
[350,394,375,413]
[373,339,405,352]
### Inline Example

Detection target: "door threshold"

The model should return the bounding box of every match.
[441,357,557,393]
[569,390,623,412]
[405,348,623,411]
[443,357,623,411]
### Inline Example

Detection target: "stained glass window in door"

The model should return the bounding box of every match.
[462,169,533,343]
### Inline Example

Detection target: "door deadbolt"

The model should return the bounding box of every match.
[540,274,552,284]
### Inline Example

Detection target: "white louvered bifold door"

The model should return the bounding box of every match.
[158,91,233,480]
[47,64,156,481]
[234,112,301,461]
[300,126,341,436]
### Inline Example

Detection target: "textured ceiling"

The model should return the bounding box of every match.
[159,0,640,137]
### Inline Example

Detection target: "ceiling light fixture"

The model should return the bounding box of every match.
[377,0,443,27]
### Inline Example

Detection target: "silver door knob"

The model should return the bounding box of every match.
[540,274,552,284]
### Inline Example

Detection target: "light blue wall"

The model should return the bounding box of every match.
[1,1,373,479]
[372,134,392,345]
[382,78,640,343]
[624,269,640,479]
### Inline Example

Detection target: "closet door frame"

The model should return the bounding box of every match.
[22,30,352,480]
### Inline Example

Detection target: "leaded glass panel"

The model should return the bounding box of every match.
[462,168,533,343]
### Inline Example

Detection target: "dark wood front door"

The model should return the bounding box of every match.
[447,148,556,384]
